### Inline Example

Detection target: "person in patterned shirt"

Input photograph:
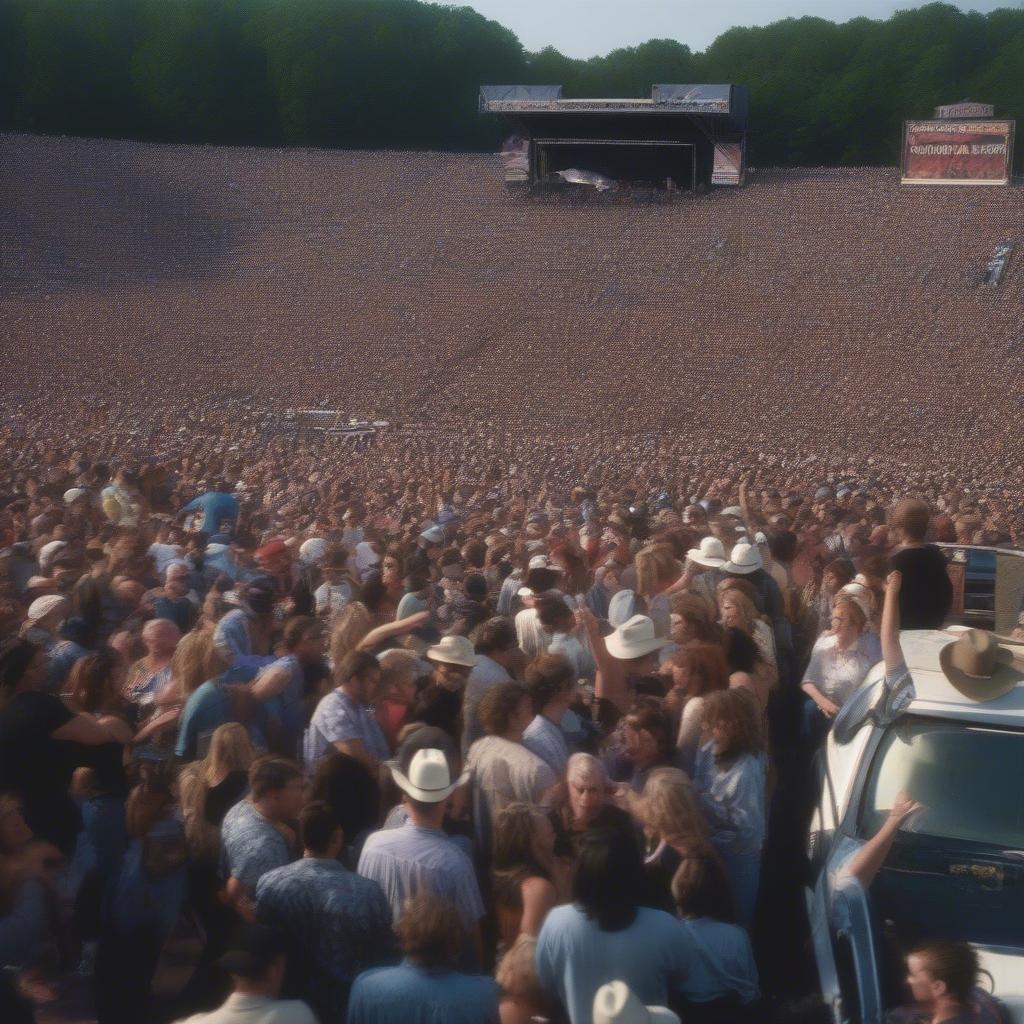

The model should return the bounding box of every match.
[220,757,304,915]
[255,801,397,1022]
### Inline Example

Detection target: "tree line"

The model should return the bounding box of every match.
[1,1,1023,167]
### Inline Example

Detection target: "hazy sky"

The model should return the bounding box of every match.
[453,1,1016,59]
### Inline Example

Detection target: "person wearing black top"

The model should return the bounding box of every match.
[0,639,123,856]
[889,498,952,629]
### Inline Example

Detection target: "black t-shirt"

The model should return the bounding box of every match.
[204,770,250,827]
[0,690,78,852]
[892,545,953,629]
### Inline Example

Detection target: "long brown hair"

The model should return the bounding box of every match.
[702,688,764,760]
[668,642,728,697]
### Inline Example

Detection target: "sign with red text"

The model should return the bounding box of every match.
[902,120,1014,184]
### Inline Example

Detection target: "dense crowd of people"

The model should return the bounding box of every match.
[1,440,1020,1024]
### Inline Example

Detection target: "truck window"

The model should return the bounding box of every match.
[861,720,1024,849]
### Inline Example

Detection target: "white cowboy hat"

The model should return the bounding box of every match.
[686,536,727,569]
[528,554,560,571]
[723,541,763,575]
[426,634,478,668]
[593,982,680,1024]
[27,595,69,622]
[389,748,463,803]
[298,537,328,565]
[721,505,744,519]
[605,615,668,660]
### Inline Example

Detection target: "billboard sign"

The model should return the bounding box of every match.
[711,141,744,185]
[935,101,994,119]
[902,120,1013,184]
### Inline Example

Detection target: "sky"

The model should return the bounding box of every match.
[451,1,1017,59]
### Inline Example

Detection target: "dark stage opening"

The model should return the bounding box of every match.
[535,140,696,190]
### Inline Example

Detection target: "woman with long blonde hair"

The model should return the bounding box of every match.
[179,722,254,1004]
[638,766,719,914]
[179,722,254,858]
[634,544,682,638]
[327,601,374,670]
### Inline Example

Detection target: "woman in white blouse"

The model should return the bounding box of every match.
[799,593,881,748]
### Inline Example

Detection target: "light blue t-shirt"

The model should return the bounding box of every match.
[535,904,697,1024]
[677,917,758,1004]
[348,961,499,1024]
[182,491,239,534]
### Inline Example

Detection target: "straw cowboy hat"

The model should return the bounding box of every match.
[723,541,763,575]
[592,982,680,1024]
[389,748,465,803]
[686,536,727,569]
[605,615,669,660]
[426,634,478,668]
[939,629,1024,702]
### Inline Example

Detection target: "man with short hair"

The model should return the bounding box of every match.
[347,891,499,1024]
[171,924,316,1024]
[214,575,278,663]
[462,617,518,753]
[255,801,396,1022]
[303,650,389,772]
[357,746,484,963]
[221,758,305,911]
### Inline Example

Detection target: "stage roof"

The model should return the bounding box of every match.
[480,84,747,119]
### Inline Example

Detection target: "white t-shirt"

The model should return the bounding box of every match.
[175,992,317,1024]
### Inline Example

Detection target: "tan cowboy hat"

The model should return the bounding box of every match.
[426,634,478,668]
[593,982,680,1024]
[939,629,1024,702]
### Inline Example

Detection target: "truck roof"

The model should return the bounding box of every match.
[899,628,1024,727]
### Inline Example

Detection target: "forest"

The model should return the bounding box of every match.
[1,1,1023,167]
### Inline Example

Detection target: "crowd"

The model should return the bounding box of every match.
[1,440,1020,1024]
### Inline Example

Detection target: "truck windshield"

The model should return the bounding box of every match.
[862,719,1024,848]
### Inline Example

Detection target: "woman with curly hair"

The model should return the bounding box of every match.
[695,689,767,929]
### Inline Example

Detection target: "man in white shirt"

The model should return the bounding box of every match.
[172,924,316,1024]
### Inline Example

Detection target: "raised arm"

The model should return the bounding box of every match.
[841,791,922,889]
[881,571,904,675]
[357,610,431,650]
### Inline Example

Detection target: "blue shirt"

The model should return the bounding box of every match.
[221,800,293,890]
[694,745,767,855]
[111,816,187,940]
[183,491,239,535]
[522,713,570,775]
[256,858,397,1020]
[304,688,390,769]
[357,822,484,928]
[676,917,758,1004]
[348,961,499,1024]
[535,904,697,1024]
[258,654,308,760]
[0,879,48,967]
[175,680,231,759]
[214,608,254,662]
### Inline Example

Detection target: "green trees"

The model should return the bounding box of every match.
[0,0,1022,167]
